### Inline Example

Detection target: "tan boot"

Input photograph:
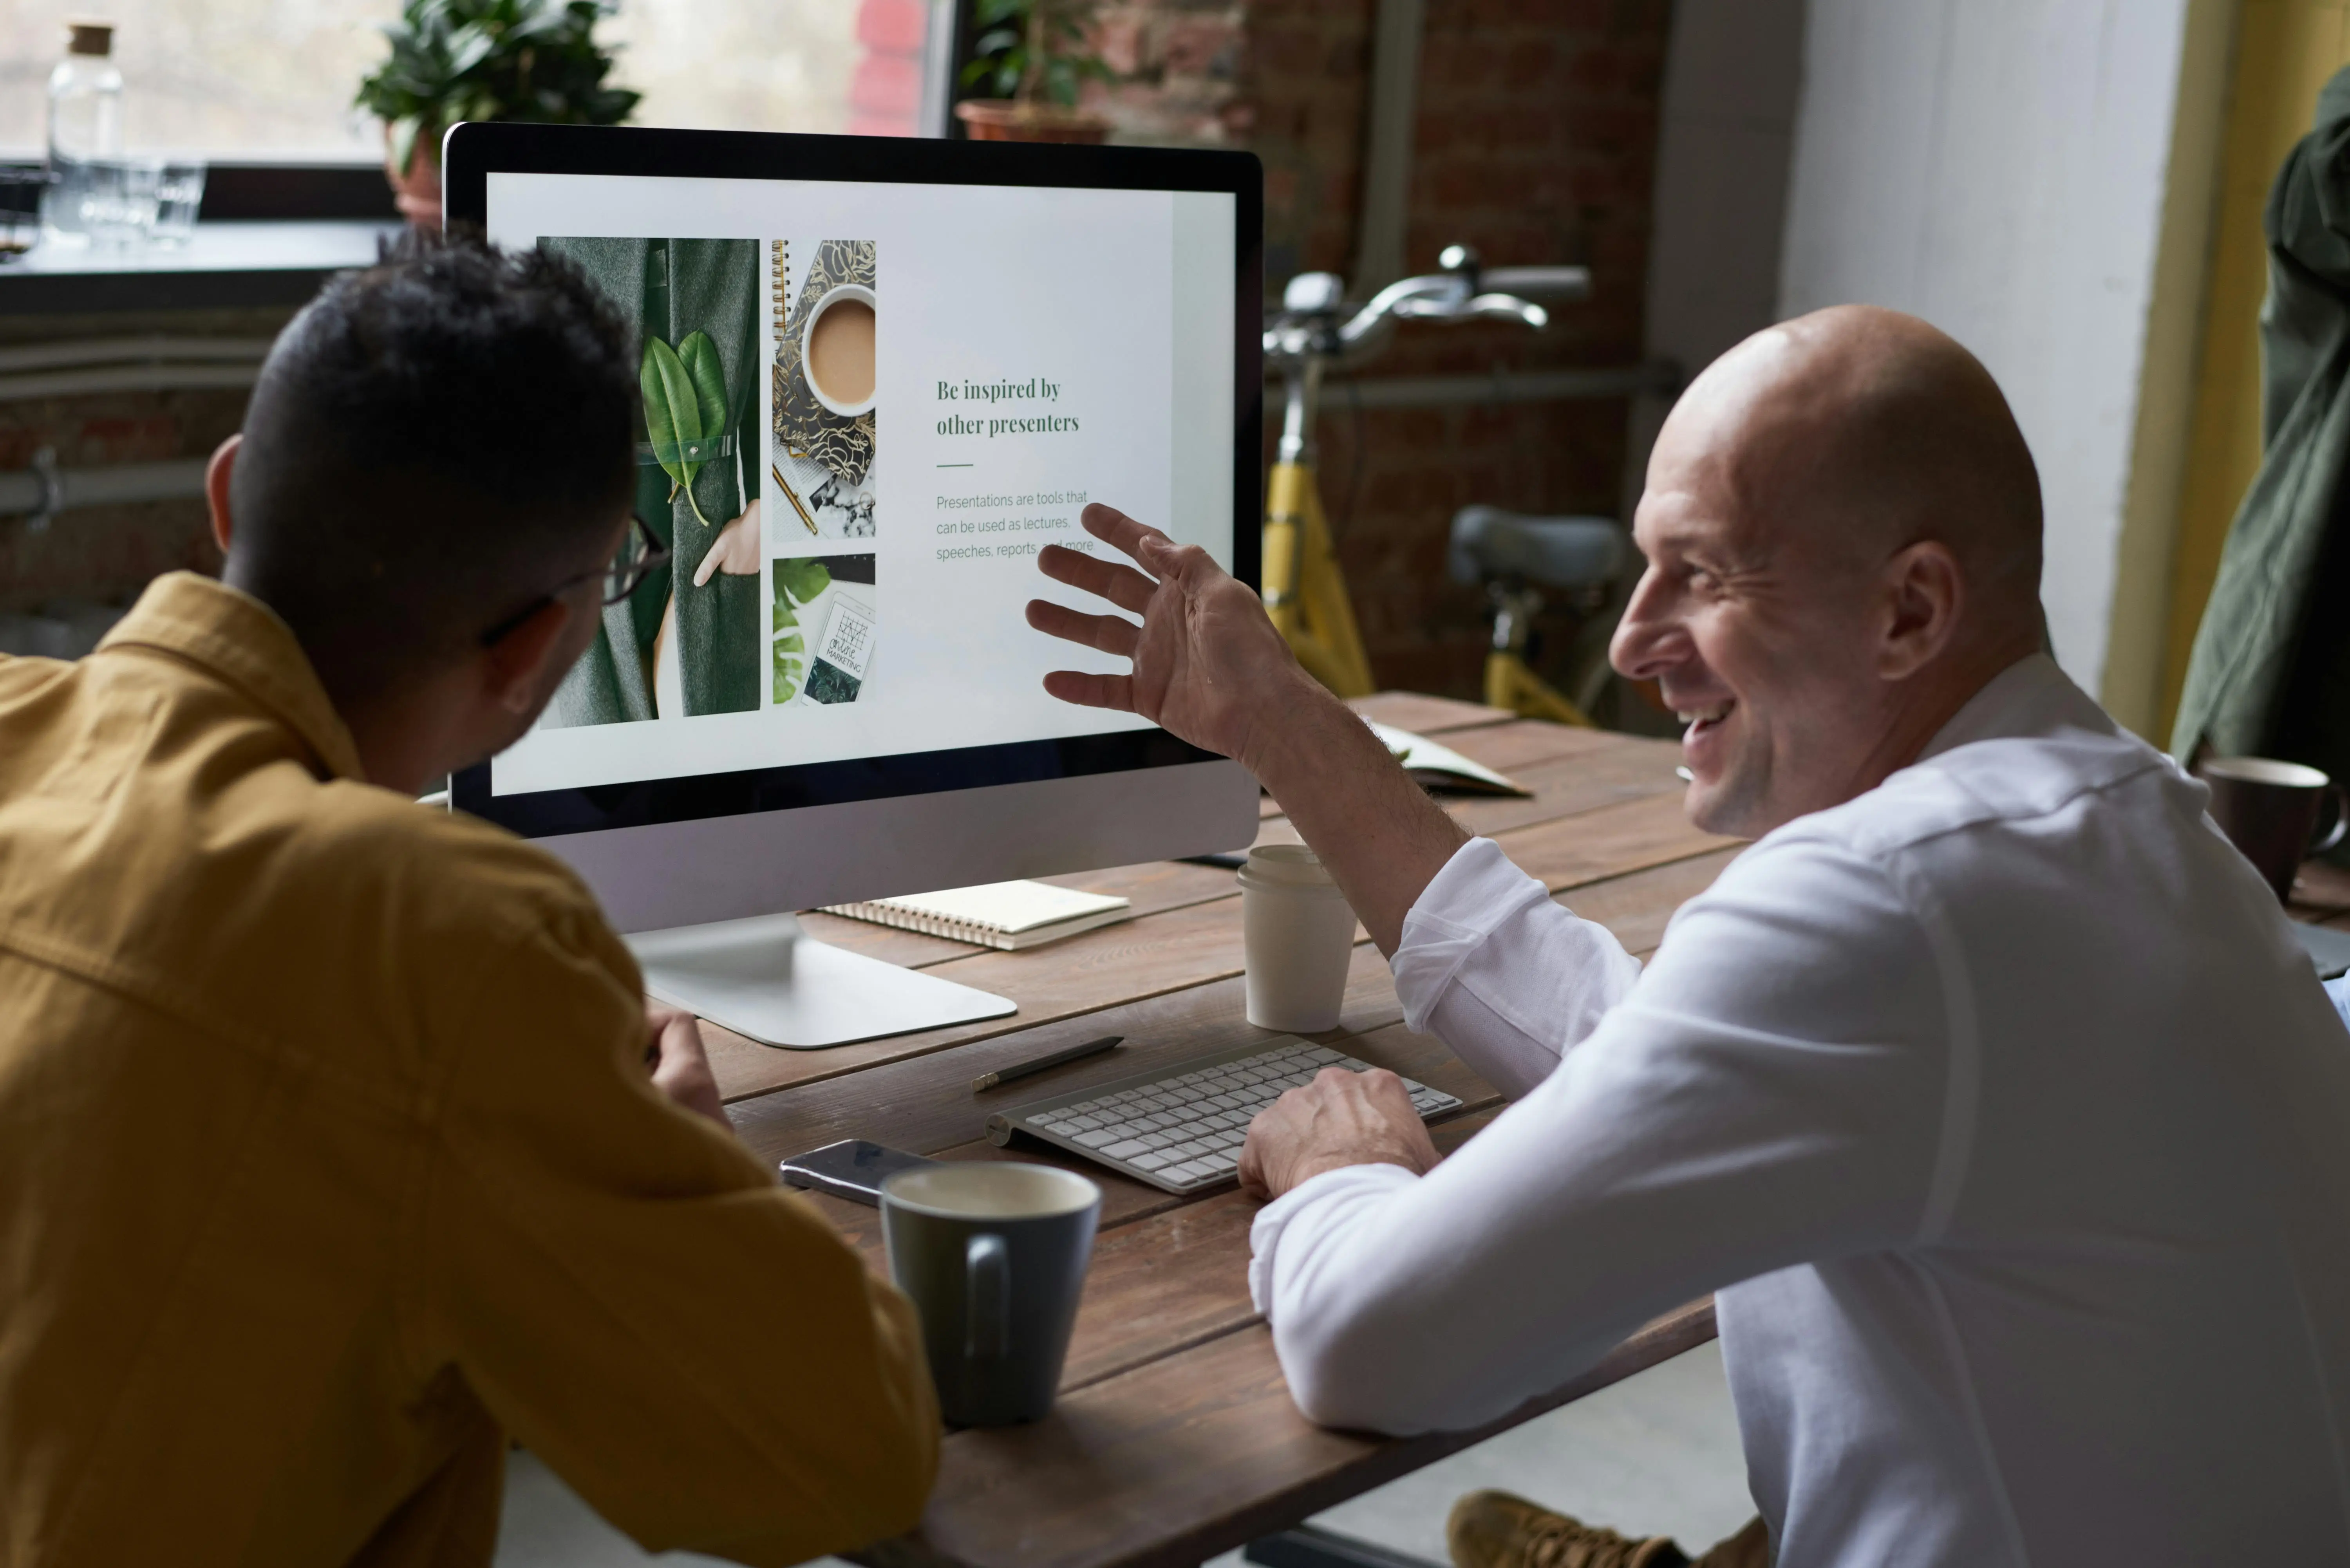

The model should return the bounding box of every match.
[1688,1517,1770,1568]
[1446,1490,1691,1568]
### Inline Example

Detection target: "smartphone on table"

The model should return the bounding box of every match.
[779,1139,937,1206]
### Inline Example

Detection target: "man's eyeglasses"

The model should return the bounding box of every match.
[478,514,672,647]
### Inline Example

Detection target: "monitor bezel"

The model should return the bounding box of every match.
[441,121,1263,840]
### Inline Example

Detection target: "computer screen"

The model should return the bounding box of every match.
[440,127,1260,1042]
[452,134,1251,814]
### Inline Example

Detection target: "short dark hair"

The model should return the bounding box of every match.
[228,227,637,702]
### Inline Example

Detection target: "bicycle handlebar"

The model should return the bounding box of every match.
[1264,253,1594,365]
[1481,265,1592,302]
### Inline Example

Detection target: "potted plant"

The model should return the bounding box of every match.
[355,0,641,226]
[954,0,1116,144]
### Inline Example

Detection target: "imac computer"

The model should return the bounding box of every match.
[443,123,1263,1050]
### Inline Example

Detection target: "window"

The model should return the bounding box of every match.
[0,0,935,158]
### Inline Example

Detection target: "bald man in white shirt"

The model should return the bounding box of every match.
[1026,306,2350,1568]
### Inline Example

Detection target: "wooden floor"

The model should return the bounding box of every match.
[703,696,1739,1568]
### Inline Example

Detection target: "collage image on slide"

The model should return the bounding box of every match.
[770,237,880,708]
[530,233,880,728]
[535,234,763,727]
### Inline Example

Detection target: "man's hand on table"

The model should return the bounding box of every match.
[645,1003,728,1128]
[1239,1067,1441,1200]
[1027,504,1468,954]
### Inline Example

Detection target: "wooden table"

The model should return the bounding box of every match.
[703,696,1740,1568]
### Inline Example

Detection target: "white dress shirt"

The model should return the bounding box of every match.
[1250,656,2350,1564]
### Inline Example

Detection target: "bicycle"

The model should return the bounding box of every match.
[1260,246,1607,710]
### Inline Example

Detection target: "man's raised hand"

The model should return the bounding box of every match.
[1027,502,1306,768]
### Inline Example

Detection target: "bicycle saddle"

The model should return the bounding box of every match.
[1447,505,1628,591]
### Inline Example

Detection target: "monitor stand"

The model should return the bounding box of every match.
[626,912,1016,1050]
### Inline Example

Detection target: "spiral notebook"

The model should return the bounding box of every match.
[821,880,1133,951]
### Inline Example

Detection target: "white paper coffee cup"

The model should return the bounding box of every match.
[1238,844,1356,1033]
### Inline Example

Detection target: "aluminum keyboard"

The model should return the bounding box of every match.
[983,1036,1462,1194]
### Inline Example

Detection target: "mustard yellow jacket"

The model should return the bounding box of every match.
[0,574,938,1566]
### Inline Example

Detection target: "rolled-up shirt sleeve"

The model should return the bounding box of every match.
[1253,834,1952,1436]
[1391,837,1646,1099]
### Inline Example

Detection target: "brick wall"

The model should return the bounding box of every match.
[1094,0,1672,696]
[0,309,285,630]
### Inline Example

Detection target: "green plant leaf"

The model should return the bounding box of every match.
[770,557,828,703]
[776,558,832,606]
[640,335,713,527]
[356,0,641,128]
[677,330,729,448]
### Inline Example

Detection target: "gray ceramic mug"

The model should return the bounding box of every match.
[880,1162,1100,1426]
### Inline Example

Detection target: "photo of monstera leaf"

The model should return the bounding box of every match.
[772,556,833,703]
[642,329,729,527]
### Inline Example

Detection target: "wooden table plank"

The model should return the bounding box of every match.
[728,843,1732,1167]
[1435,719,1631,772]
[753,1025,1504,1265]
[709,763,1729,1105]
[1258,720,1639,818]
[1349,691,1516,736]
[853,1299,1718,1568]
[797,912,988,969]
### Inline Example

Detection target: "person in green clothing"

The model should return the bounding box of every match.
[2173,65,2350,782]
[537,236,763,724]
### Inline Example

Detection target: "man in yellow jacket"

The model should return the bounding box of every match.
[0,231,938,1566]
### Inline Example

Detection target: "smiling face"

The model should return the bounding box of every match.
[1609,309,2046,839]
[1611,417,1892,836]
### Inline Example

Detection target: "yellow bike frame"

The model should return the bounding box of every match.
[1262,355,1376,697]
[1262,458,1375,698]
[1482,647,1595,726]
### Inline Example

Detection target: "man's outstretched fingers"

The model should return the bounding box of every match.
[1038,542,1157,615]
[1026,598,1141,658]
[1081,502,1173,561]
[1042,669,1137,711]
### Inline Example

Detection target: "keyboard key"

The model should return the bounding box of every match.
[1202,1152,1239,1173]
[1165,1141,1208,1160]
[1165,1161,1213,1182]
[1073,1129,1117,1149]
[1104,1139,1150,1160]
[1133,1152,1171,1171]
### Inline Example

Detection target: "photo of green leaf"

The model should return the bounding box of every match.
[773,630,806,704]
[641,329,729,527]
[771,557,833,703]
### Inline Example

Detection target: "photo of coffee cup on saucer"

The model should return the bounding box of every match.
[801,282,876,418]
[771,237,878,544]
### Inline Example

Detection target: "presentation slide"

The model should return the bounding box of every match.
[481,172,1235,797]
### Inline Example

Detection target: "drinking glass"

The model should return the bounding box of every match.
[150,160,206,247]
[77,157,161,250]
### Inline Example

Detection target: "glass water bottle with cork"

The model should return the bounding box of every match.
[43,20,127,247]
